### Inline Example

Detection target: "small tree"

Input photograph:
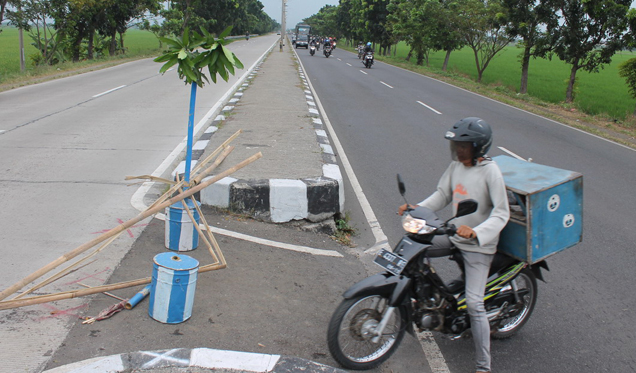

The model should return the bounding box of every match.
[618,57,636,116]
[154,26,243,183]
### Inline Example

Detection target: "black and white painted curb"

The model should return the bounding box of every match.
[173,49,343,223]
[43,348,346,373]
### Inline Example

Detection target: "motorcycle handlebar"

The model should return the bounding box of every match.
[436,225,456,237]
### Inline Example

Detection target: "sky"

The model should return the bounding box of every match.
[260,0,339,29]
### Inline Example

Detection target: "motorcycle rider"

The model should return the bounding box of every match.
[398,117,509,373]
[324,38,332,50]
[364,41,373,54]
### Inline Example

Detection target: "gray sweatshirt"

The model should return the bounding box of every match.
[418,158,510,254]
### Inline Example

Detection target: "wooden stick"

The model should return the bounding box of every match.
[78,283,126,301]
[0,152,262,302]
[124,175,176,185]
[191,145,234,185]
[0,263,226,311]
[14,233,120,299]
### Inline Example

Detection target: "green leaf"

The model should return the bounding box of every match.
[222,45,235,65]
[219,26,232,39]
[159,37,182,49]
[154,53,176,63]
[158,57,179,74]
[182,27,190,47]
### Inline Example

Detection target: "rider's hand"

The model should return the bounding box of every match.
[456,225,477,239]
[398,204,416,216]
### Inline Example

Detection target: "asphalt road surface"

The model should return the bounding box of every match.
[297,46,636,372]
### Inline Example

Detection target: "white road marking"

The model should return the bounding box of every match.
[346,63,352,66]
[497,146,530,161]
[296,49,450,373]
[0,130,6,134]
[417,100,442,115]
[380,81,394,89]
[359,70,368,75]
[204,225,343,257]
[92,85,126,98]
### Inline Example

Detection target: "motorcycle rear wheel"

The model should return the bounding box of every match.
[327,294,407,370]
[491,267,537,339]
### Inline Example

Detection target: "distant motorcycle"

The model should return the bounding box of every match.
[363,52,374,68]
[324,45,332,58]
[358,45,365,59]
[310,45,316,56]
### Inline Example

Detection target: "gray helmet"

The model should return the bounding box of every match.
[444,117,493,159]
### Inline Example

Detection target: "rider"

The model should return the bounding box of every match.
[364,42,373,54]
[324,37,332,49]
[398,117,509,373]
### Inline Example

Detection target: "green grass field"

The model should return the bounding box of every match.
[0,26,161,84]
[383,42,636,120]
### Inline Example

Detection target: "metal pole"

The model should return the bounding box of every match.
[280,0,286,51]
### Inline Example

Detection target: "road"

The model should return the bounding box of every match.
[297,47,636,372]
[0,35,279,373]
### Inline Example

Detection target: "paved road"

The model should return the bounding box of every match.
[298,46,636,372]
[0,35,280,373]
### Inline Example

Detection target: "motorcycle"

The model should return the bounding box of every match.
[310,45,316,56]
[358,45,365,59]
[363,52,374,68]
[327,175,548,370]
[324,45,332,58]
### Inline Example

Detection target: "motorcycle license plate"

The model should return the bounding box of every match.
[374,248,407,276]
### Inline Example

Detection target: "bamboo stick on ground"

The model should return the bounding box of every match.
[0,263,226,311]
[0,152,262,302]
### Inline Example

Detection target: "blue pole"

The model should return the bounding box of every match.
[184,84,198,183]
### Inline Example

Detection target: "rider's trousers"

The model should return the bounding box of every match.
[429,236,494,372]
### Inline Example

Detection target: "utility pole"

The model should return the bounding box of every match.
[280,0,286,51]
[18,4,25,71]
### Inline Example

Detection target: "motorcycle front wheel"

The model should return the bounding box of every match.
[327,294,407,370]
[491,267,538,339]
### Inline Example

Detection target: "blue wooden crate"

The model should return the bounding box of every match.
[493,156,583,264]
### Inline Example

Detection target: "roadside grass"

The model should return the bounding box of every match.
[386,42,636,121]
[0,26,162,89]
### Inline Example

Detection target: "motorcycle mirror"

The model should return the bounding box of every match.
[456,199,478,218]
[397,174,406,196]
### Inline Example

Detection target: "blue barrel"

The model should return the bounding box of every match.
[165,199,201,251]
[148,253,199,324]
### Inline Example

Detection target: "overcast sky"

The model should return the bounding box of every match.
[260,0,339,29]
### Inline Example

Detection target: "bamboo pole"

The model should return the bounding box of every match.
[14,233,120,299]
[0,263,225,311]
[0,152,262,302]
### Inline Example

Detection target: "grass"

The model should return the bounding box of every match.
[0,26,162,89]
[385,41,636,121]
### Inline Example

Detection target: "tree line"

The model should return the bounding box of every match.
[0,0,278,66]
[304,0,636,105]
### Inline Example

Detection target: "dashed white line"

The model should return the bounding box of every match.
[498,146,532,162]
[417,100,442,115]
[380,81,393,89]
[359,70,368,75]
[93,85,126,98]
[0,130,6,134]
[346,63,352,66]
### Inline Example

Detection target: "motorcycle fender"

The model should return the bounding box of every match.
[343,273,412,307]
[529,260,549,283]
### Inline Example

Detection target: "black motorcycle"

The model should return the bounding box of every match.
[363,52,374,68]
[310,45,316,56]
[327,175,548,370]
[324,45,332,58]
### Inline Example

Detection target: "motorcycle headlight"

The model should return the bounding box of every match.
[402,215,436,234]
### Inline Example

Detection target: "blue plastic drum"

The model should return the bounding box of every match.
[165,199,201,251]
[148,252,199,324]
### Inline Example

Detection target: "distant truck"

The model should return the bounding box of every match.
[294,23,311,49]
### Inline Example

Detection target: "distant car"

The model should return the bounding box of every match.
[277,31,281,35]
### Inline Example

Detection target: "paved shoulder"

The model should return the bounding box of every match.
[43,348,347,373]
